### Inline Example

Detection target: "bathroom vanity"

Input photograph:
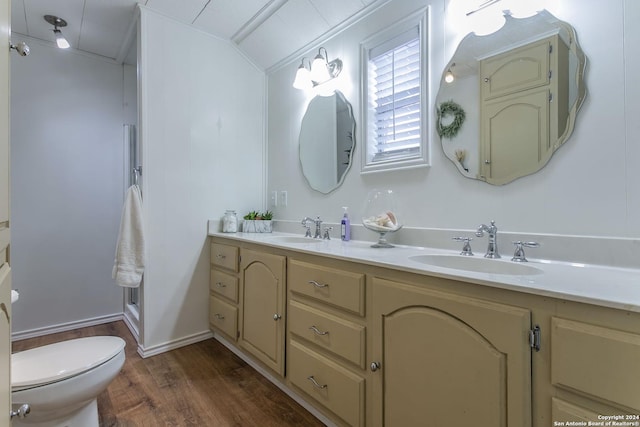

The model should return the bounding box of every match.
[208,231,640,427]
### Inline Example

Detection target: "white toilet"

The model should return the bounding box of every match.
[11,336,126,427]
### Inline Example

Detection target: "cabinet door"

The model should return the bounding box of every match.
[480,38,550,101]
[0,266,10,427]
[240,249,286,376]
[480,88,549,184]
[370,278,532,427]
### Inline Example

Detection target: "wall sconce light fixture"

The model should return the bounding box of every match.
[292,47,342,90]
[445,63,455,83]
[44,15,70,49]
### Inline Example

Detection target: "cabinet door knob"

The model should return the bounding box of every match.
[273,314,282,321]
[370,361,381,372]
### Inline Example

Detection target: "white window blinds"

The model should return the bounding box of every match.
[369,27,421,162]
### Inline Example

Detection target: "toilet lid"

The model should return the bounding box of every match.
[12,336,125,389]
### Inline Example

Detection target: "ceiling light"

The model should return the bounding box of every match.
[44,15,70,49]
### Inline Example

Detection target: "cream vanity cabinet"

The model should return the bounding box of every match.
[480,34,569,184]
[549,305,640,422]
[238,249,286,376]
[287,258,367,427]
[209,242,240,341]
[209,236,640,427]
[209,239,286,376]
[369,276,532,427]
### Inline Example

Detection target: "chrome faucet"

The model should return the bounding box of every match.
[301,216,323,239]
[475,220,500,258]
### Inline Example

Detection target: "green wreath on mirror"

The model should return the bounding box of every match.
[437,100,466,139]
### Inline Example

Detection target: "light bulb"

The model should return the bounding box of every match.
[310,54,330,83]
[54,29,70,49]
[445,69,455,83]
[293,64,312,90]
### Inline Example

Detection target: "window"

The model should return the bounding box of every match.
[360,10,429,173]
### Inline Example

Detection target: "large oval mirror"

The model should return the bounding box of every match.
[436,10,586,185]
[299,91,355,194]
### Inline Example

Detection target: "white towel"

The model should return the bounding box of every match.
[112,185,145,287]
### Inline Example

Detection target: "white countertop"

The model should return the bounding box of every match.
[209,230,640,313]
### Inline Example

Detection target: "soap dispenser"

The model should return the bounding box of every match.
[341,207,351,241]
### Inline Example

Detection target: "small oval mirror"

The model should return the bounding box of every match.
[299,91,356,194]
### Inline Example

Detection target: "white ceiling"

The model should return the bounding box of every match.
[10,0,376,69]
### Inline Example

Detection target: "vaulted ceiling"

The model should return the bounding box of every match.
[10,0,376,69]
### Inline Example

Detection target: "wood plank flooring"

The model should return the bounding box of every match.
[12,321,325,427]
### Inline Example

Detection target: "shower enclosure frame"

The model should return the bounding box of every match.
[123,123,141,339]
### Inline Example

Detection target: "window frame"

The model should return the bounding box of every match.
[359,8,430,174]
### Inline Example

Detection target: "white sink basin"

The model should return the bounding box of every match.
[266,236,321,244]
[409,254,543,276]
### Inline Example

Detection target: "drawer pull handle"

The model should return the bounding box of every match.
[308,280,328,288]
[214,313,225,320]
[309,325,329,336]
[216,254,226,259]
[307,375,327,389]
[216,282,226,288]
[273,314,282,321]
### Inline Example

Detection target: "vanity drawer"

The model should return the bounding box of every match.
[210,242,239,272]
[209,296,238,340]
[210,268,238,303]
[288,259,365,316]
[289,300,365,368]
[289,340,364,427]
[551,317,640,411]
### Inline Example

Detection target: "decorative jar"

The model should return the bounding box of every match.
[222,210,238,233]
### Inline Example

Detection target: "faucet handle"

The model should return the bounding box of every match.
[301,218,312,237]
[511,241,539,262]
[453,236,474,256]
[323,226,333,240]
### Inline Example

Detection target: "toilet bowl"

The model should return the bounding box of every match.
[11,336,126,427]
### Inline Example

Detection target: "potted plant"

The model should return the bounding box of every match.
[242,210,273,233]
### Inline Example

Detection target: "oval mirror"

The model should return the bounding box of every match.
[436,10,587,185]
[299,91,356,194]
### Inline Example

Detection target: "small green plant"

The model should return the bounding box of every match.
[243,211,259,220]
[243,210,273,220]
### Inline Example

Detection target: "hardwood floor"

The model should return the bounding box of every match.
[12,321,325,427]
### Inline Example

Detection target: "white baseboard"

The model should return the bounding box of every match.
[137,329,214,358]
[122,310,140,343]
[11,313,124,341]
[212,333,336,427]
